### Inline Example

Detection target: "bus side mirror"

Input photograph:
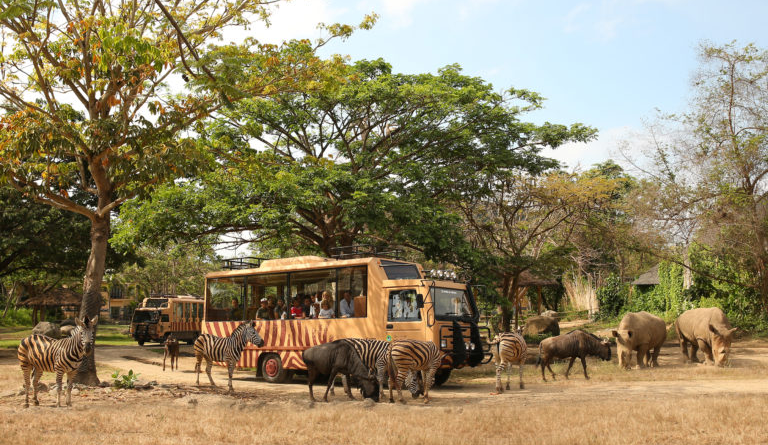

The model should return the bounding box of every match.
[416,294,424,309]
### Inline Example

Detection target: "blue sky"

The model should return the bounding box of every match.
[249,0,768,169]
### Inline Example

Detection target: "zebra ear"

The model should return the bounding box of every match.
[90,316,99,326]
[250,321,256,328]
[75,317,85,328]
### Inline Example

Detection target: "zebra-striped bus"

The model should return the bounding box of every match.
[202,250,492,385]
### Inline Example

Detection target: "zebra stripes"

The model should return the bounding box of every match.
[489,331,527,393]
[17,316,98,408]
[194,321,264,392]
[387,339,446,404]
[341,338,419,401]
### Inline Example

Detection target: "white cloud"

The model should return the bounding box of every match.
[563,3,592,33]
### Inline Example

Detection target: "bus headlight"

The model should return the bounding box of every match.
[440,339,447,348]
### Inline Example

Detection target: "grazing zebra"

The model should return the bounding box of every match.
[489,331,527,393]
[17,316,98,408]
[387,339,446,404]
[194,321,264,392]
[341,338,420,401]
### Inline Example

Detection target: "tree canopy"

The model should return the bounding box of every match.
[114,58,595,263]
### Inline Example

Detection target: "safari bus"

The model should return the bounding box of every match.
[203,247,492,385]
[130,295,204,345]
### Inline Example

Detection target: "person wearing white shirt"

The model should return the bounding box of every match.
[340,291,355,317]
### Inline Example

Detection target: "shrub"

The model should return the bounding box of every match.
[0,308,33,326]
[111,369,140,389]
[596,274,627,320]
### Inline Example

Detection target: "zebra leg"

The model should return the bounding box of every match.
[227,361,235,393]
[205,359,216,386]
[21,364,31,408]
[494,363,503,393]
[66,371,76,406]
[422,368,435,404]
[506,362,512,390]
[31,367,43,406]
[377,365,386,403]
[518,357,525,389]
[195,355,202,385]
[55,370,64,408]
[395,369,407,403]
[163,350,167,372]
[565,357,576,379]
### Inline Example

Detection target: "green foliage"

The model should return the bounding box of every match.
[111,369,140,389]
[523,333,553,344]
[0,308,32,327]
[596,274,628,320]
[630,261,689,319]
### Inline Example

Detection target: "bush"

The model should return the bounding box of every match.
[111,369,140,389]
[0,308,33,326]
[596,274,627,320]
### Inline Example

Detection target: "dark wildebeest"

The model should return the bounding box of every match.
[537,329,611,381]
[163,334,179,371]
[302,340,380,402]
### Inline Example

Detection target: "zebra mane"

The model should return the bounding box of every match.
[231,322,249,337]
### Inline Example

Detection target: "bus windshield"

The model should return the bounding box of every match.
[433,288,473,319]
[132,310,158,323]
[144,298,168,308]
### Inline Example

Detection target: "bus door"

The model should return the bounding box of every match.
[385,289,425,341]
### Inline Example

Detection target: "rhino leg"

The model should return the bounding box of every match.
[650,347,661,367]
[635,346,649,368]
[697,340,714,365]
[689,341,700,363]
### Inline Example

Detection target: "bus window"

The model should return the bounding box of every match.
[184,303,190,322]
[291,269,336,318]
[433,288,473,319]
[174,302,181,322]
[381,261,421,279]
[388,290,421,322]
[247,273,288,319]
[207,277,246,321]
[338,266,367,318]
[197,302,204,320]
[161,314,169,323]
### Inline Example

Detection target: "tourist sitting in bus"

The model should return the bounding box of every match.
[255,298,273,320]
[340,291,354,318]
[275,299,288,319]
[302,296,314,319]
[290,298,304,319]
[318,300,334,319]
[230,298,243,320]
[321,291,333,311]
[267,297,277,319]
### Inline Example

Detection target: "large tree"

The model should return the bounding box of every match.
[0,0,367,383]
[625,42,768,310]
[113,59,595,264]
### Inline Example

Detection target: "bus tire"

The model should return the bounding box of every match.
[137,340,145,346]
[261,353,289,383]
[186,333,198,345]
[433,369,451,387]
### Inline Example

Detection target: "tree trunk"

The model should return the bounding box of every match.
[74,215,110,386]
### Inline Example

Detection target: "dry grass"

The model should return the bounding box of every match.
[0,389,766,445]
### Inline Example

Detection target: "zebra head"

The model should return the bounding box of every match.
[74,316,98,355]
[245,321,265,347]
[405,371,424,398]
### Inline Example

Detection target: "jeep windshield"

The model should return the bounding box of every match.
[132,310,157,323]
[433,287,473,321]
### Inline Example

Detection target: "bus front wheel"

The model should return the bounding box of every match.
[433,369,451,387]
[261,353,290,383]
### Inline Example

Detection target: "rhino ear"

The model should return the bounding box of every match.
[727,327,738,337]
[709,324,721,336]
[611,330,619,338]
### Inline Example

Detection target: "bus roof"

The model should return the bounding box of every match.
[206,255,420,279]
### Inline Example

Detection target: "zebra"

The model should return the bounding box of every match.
[341,338,420,402]
[17,316,98,408]
[489,331,527,393]
[387,339,446,404]
[194,321,264,392]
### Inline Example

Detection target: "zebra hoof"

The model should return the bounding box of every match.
[505,384,510,390]
[519,383,525,389]
[23,403,29,408]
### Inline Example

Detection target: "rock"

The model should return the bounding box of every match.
[1,390,17,398]
[522,316,560,337]
[362,398,376,408]
[187,398,198,405]
[99,381,112,388]
[541,310,560,320]
[60,325,76,337]
[32,321,61,338]
[71,388,80,396]
[36,383,49,392]
[60,319,76,327]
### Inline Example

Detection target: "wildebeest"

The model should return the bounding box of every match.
[302,340,380,402]
[163,334,179,371]
[537,329,611,381]
[675,307,737,367]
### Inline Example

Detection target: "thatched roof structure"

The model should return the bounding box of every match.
[517,271,558,287]
[632,264,660,286]
[20,287,82,307]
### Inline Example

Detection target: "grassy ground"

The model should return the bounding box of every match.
[0,324,134,349]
